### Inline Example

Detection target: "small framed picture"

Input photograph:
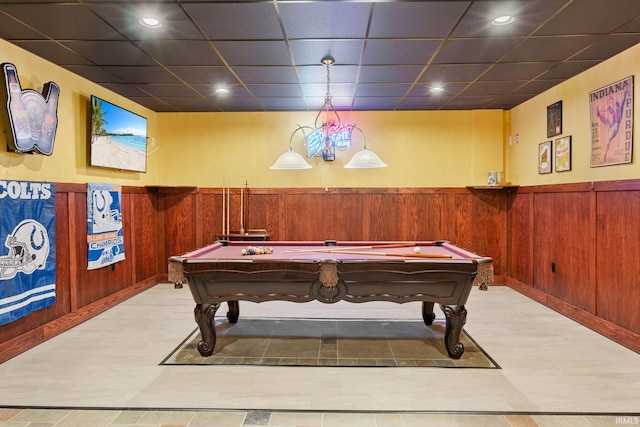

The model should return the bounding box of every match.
[538,141,552,174]
[547,101,562,138]
[555,136,572,172]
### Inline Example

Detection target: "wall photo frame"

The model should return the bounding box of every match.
[555,136,572,172]
[547,101,562,138]
[538,141,552,174]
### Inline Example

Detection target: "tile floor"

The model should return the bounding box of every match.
[0,283,639,426]
[161,318,496,368]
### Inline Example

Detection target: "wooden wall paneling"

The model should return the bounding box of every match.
[283,192,365,241]
[532,191,595,313]
[195,189,219,247]
[129,190,159,283]
[162,190,198,257]
[508,191,533,285]
[365,193,408,240]
[454,191,505,275]
[595,190,640,334]
[246,191,282,241]
[412,192,450,241]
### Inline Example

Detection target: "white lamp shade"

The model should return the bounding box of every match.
[344,148,388,169]
[269,149,312,170]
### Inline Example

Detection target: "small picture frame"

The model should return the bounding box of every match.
[547,101,562,138]
[538,141,552,174]
[555,136,572,172]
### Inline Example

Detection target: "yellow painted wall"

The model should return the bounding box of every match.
[0,39,158,185]
[508,42,640,185]
[154,109,505,188]
[1,38,504,188]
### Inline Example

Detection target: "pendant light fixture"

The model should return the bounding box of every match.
[270,56,387,170]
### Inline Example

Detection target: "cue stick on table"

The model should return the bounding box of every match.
[307,249,452,259]
[284,243,422,253]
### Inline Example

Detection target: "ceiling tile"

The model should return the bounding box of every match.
[184,3,283,40]
[0,4,124,40]
[232,67,299,84]
[136,41,224,66]
[358,66,424,84]
[369,1,468,38]
[362,39,443,65]
[278,2,371,39]
[213,40,292,66]
[88,3,203,41]
[289,40,365,66]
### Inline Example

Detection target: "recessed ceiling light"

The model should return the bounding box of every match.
[430,86,444,93]
[139,17,161,28]
[492,15,515,26]
[215,88,230,95]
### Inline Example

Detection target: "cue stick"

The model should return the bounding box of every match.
[221,180,225,235]
[314,249,452,259]
[284,243,418,253]
[227,180,231,234]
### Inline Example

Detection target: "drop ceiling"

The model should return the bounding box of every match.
[1,0,640,112]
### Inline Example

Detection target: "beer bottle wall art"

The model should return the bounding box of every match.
[1,62,60,155]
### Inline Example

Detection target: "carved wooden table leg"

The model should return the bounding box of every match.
[422,301,436,325]
[194,302,220,356]
[227,300,239,323]
[440,304,467,359]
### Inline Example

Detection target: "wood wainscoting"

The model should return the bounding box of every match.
[2,181,639,363]
[507,180,640,353]
[0,184,163,364]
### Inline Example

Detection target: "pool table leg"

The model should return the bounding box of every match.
[194,303,220,356]
[227,301,239,323]
[422,301,436,325]
[440,304,467,359]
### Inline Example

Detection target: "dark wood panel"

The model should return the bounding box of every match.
[596,191,640,334]
[454,191,505,275]
[163,192,198,256]
[245,193,281,240]
[533,192,595,313]
[508,192,533,285]
[283,193,365,241]
[132,191,160,282]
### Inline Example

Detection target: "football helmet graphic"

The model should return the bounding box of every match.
[91,190,122,232]
[0,219,50,280]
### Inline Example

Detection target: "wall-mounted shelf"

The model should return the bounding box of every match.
[466,185,519,191]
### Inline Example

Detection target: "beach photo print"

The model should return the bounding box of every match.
[90,95,147,172]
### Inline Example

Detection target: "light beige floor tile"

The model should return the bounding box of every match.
[0,284,639,418]
[269,411,322,426]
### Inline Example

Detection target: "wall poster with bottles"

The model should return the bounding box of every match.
[0,62,60,156]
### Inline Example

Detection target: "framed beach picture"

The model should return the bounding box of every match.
[547,101,562,138]
[90,95,147,173]
[538,141,552,174]
[589,76,633,167]
[555,136,572,172]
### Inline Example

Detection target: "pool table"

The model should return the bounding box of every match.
[168,240,493,359]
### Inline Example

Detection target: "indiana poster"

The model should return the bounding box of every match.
[87,182,124,270]
[590,76,634,167]
[0,181,56,326]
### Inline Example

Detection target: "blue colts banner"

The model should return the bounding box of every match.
[0,180,56,326]
[87,183,124,270]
